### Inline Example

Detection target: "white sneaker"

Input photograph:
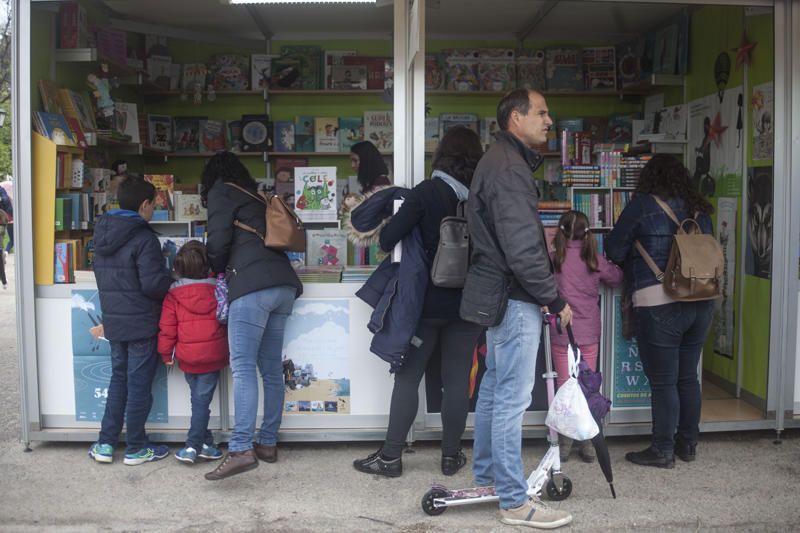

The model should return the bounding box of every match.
[3,250,7,260]
[500,497,573,529]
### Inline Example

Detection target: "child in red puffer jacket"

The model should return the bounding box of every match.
[158,240,228,465]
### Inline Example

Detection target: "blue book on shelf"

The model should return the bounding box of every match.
[151,210,170,222]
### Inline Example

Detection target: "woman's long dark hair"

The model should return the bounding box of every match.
[432,126,483,186]
[553,210,599,273]
[636,154,713,215]
[200,151,258,207]
[350,141,388,191]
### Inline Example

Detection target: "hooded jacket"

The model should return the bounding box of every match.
[92,210,173,341]
[157,278,229,374]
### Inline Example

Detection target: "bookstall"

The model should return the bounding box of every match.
[10,0,800,447]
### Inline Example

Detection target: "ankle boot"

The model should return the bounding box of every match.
[204,449,258,480]
[578,440,596,463]
[625,446,675,469]
[253,443,278,463]
[558,434,573,463]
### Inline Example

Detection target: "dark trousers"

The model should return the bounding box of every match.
[98,337,159,454]
[0,225,7,285]
[383,318,482,457]
[635,301,714,455]
[184,371,220,450]
[5,223,12,253]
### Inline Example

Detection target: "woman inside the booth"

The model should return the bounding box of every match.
[350,140,392,195]
[200,151,303,480]
[605,154,714,469]
[352,126,484,478]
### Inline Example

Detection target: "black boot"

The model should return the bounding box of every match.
[674,439,697,462]
[441,450,467,476]
[625,446,675,469]
[353,449,402,477]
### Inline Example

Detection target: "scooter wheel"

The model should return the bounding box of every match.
[421,488,449,516]
[545,477,572,501]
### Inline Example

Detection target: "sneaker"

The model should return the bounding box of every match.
[625,446,675,469]
[88,442,114,464]
[353,449,402,478]
[500,497,573,529]
[175,447,198,464]
[124,445,170,465]
[205,449,258,480]
[674,440,696,462]
[441,450,467,476]
[199,444,223,460]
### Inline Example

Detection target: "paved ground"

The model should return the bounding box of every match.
[1,255,799,532]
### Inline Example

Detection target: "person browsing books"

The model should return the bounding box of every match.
[350,141,391,195]
[201,151,302,480]
[157,241,229,466]
[352,126,484,478]
[461,89,573,529]
[548,210,623,464]
[88,177,173,466]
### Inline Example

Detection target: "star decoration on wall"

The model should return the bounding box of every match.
[706,111,729,148]
[732,33,757,68]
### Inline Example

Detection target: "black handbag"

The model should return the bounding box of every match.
[430,179,469,288]
[459,262,511,327]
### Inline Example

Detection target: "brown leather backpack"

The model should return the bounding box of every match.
[634,196,723,302]
[225,183,306,253]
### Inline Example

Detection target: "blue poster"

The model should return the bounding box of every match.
[71,290,168,422]
[612,295,651,408]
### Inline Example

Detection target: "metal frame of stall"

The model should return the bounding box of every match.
[12,0,800,448]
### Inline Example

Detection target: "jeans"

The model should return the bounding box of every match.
[383,318,482,458]
[227,286,296,453]
[5,223,13,253]
[98,337,159,454]
[473,299,542,509]
[184,371,220,450]
[635,301,714,454]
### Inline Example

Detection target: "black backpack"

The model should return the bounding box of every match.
[430,178,469,288]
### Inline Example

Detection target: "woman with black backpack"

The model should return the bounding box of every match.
[606,154,715,469]
[352,126,484,478]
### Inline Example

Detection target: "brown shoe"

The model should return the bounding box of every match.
[253,443,278,463]
[204,449,258,480]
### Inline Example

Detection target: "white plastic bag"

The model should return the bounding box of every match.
[545,343,599,440]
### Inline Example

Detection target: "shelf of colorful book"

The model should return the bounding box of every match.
[142,89,386,98]
[425,89,652,97]
[142,150,362,162]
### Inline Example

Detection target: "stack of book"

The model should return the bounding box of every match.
[562,165,601,186]
[342,266,376,283]
[294,265,344,283]
[538,201,572,227]
[618,156,651,187]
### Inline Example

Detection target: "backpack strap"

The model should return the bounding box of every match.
[432,177,458,217]
[225,182,267,205]
[652,196,685,232]
[633,196,682,282]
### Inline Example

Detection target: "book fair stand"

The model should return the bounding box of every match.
[9,0,800,448]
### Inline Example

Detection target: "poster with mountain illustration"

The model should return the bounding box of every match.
[294,166,337,223]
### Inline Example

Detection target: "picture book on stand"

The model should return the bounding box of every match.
[173,117,204,153]
[338,117,364,152]
[306,229,348,267]
[200,120,226,152]
[516,49,546,91]
[314,117,339,153]
[294,116,315,152]
[545,46,583,91]
[113,102,140,144]
[443,49,480,91]
[294,166,337,223]
[331,65,367,90]
[251,53,274,91]
[582,47,617,91]
[274,121,296,152]
[439,113,479,139]
[210,54,249,91]
[34,112,77,146]
[478,48,516,92]
[241,114,271,152]
[363,111,393,153]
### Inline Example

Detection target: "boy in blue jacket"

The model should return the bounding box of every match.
[88,177,173,465]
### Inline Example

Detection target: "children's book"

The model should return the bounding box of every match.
[210,54,249,91]
[439,113,479,139]
[443,49,480,92]
[331,65,368,90]
[425,118,439,153]
[616,35,655,89]
[58,1,88,49]
[146,55,173,91]
[314,117,339,153]
[54,241,73,283]
[342,56,389,90]
[425,55,445,90]
[147,114,172,152]
[481,117,500,150]
[144,174,174,213]
[363,111,393,153]
[273,157,308,203]
[273,120,296,152]
[515,49,546,90]
[65,117,88,148]
[173,193,207,222]
[582,116,608,143]
[306,229,348,267]
[545,47,583,91]
[113,102,140,144]
[338,117,363,152]
[324,50,357,89]
[607,113,636,143]
[199,119,226,152]
[251,54,274,91]
[478,48,516,92]
[38,80,62,114]
[271,56,303,89]
[58,89,96,133]
[582,46,617,91]
[173,116,204,153]
[294,116,315,152]
[279,45,323,90]
[294,166,338,223]
[240,114,271,152]
[181,63,208,93]
[227,120,242,152]
[34,112,76,146]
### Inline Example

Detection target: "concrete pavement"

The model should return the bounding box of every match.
[0,255,798,532]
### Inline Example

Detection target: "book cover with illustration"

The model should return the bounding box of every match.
[294,166,337,223]
[199,119,226,152]
[227,120,242,152]
[294,115,315,152]
[545,46,583,91]
[607,113,636,143]
[338,117,363,152]
[439,113,479,139]
[481,117,500,150]
[274,120,296,152]
[210,54,249,91]
[478,48,516,92]
[147,114,172,152]
[582,46,617,91]
[174,193,207,222]
[515,49,546,90]
[331,65,368,90]
[34,112,76,146]
[314,117,339,153]
[113,102,140,144]
[324,50,356,89]
[241,114,271,152]
[279,45,323,90]
[173,116,204,153]
[425,55,445,90]
[306,229,348,267]
[443,49,480,92]
[181,63,208,93]
[342,56,389,90]
[363,111,393,153]
[425,118,439,153]
[274,157,308,203]
[144,174,174,212]
[251,53,274,91]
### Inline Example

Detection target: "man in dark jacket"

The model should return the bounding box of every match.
[464,89,573,529]
[88,177,172,466]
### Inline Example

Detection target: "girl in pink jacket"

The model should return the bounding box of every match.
[549,210,623,463]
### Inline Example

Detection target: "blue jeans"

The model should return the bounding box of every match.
[184,371,219,450]
[227,286,296,453]
[98,337,159,454]
[473,299,542,509]
[635,301,714,454]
